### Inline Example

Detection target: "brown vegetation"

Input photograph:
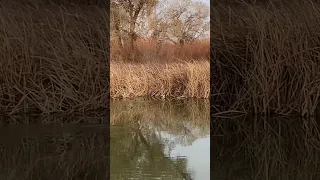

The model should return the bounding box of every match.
[110,39,210,99]
[111,60,209,99]
[110,0,210,100]
[212,0,320,117]
[111,39,210,63]
[110,40,209,99]
[0,0,108,115]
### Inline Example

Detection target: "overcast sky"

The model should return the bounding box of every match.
[194,0,209,6]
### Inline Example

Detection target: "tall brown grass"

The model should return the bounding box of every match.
[111,39,210,63]
[111,61,210,99]
[212,0,320,117]
[110,38,210,99]
[0,0,108,115]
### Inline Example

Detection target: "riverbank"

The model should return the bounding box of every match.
[110,39,210,100]
[212,0,320,117]
[110,61,210,99]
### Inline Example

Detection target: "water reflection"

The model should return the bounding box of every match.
[212,116,320,179]
[0,115,109,180]
[110,99,210,180]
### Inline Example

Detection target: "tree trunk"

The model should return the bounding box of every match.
[129,21,136,51]
[128,20,137,61]
[114,16,123,50]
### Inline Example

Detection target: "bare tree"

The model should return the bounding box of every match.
[110,0,209,60]
[110,0,158,51]
[153,0,209,45]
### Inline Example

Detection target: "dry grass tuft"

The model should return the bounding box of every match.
[110,61,210,99]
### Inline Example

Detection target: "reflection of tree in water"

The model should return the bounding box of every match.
[110,99,210,180]
[143,122,206,148]
[111,99,210,146]
[111,127,191,179]
[212,116,320,180]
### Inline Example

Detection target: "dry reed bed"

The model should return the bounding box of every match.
[111,61,210,99]
[0,0,108,114]
[111,39,210,63]
[212,0,320,117]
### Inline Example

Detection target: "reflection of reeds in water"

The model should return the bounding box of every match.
[110,100,210,134]
[0,112,108,124]
[111,99,209,150]
[0,114,109,180]
[212,116,320,179]
[0,130,108,180]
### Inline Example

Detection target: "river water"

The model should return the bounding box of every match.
[1,100,319,180]
[110,99,210,180]
[212,115,320,179]
[1,100,319,179]
[0,115,109,180]
[0,99,210,180]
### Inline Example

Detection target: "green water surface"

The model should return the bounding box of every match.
[110,99,210,180]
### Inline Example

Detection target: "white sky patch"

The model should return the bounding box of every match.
[194,0,210,6]
[158,131,210,180]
